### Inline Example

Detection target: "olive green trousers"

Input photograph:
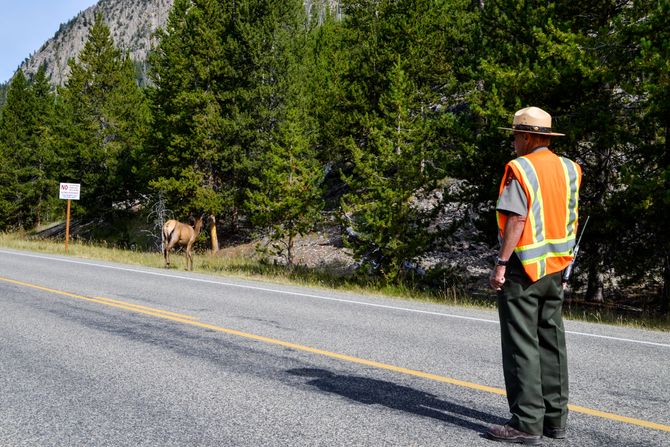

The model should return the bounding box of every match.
[497,257,569,435]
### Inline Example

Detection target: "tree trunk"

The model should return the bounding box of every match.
[661,122,670,314]
[586,259,605,303]
[662,253,670,315]
[231,206,239,233]
[287,234,294,268]
[209,214,219,253]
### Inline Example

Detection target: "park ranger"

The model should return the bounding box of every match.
[486,107,582,445]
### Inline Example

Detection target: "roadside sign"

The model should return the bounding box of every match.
[59,182,81,254]
[59,182,81,200]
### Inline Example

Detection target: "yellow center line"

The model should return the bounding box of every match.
[0,277,196,322]
[3,276,669,433]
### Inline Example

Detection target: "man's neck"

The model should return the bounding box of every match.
[523,145,549,155]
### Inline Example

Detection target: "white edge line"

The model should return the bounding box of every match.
[564,331,670,347]
[2,249,669,349]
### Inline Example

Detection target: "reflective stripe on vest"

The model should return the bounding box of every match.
[560,156,579,237]
[509,157,546,278]
[507,154,580,280]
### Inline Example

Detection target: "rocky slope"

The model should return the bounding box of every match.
[21,0,174,86]
[20,0,342,86]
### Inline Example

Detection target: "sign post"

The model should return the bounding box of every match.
[59,183,81,253]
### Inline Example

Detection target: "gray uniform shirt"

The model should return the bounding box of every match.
[497,176,528,217]
[497,147,553,216]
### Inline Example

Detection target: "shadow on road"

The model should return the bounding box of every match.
[287,367,506,433]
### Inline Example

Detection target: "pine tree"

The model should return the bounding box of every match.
[332,0,477,282]
[0,72,31,229]
[149,0,307,241]
[607,0,670,312]
[242,0,324,266]
[246,104,323,267]
[58,13,150,215]
[148,0,230,226]
[0,67,58,229]
[26,65,59,226]
[301,4,354,170]
[0,82,9,114]
[342,61,447,282]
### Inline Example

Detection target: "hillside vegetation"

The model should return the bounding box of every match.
[0,0,668,320]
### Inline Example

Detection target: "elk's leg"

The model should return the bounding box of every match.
[164,240,175,268]
[186,244,193,271]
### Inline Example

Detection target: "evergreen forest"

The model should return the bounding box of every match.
[0,0,668,316]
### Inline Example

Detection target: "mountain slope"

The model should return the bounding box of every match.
[20,0,342,87]
[21,0,174,86]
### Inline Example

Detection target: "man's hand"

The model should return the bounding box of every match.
[489,265,506,291]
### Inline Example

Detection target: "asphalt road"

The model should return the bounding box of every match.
[0,248,669,447]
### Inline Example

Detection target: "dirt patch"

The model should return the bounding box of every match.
[215,224,495,292]
[216,228,356,276]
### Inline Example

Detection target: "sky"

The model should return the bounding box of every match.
[0,0,99,84]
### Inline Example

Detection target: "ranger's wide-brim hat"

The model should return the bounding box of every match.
[499,106,565,136]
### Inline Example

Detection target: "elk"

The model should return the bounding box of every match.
[162,214,205,271]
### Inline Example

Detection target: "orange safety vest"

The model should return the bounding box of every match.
[497,149,582,282]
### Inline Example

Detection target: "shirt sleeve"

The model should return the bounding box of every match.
[497,176,528,217]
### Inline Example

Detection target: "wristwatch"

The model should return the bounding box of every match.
[496,257,509,266]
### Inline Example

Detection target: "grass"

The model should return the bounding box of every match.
[0,231,492,305]
[1,232,669,331]
[563,301,670,331]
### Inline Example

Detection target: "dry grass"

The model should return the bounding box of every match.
[1,232,668,331]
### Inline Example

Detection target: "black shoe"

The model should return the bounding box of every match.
[486,424,542,445]
[543,426,566,439]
